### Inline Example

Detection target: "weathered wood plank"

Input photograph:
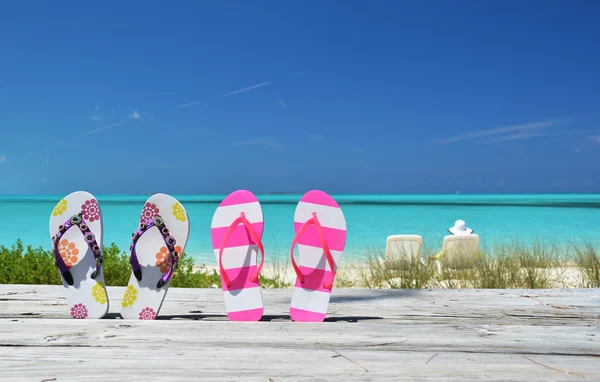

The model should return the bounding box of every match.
[1,285,598,325]
[1,320,597,355]
[1,348,597,381]
[0,285,598,381]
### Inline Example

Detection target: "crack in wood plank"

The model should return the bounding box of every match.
[521,295,545,305]
[426,353,438,364]
[0,344,126,349]
[361,339,408,347]
[522,354,585,378]
[329,350,369,372]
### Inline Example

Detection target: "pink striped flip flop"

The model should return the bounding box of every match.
[289,190,347,322]
[211,190,265,321]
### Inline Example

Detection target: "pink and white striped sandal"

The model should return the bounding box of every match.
[211,190,265,321]
[289,190,347,322]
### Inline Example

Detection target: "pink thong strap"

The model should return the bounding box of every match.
[218,213,265,288]
[290,213,336,290]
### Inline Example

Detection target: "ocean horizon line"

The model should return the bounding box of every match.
[3,193,600,210]
[2,192,600,199]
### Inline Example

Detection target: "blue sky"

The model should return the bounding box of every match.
[1,1,599,194]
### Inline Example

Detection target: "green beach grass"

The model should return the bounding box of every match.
[355,240,600,289]
[0,240,289,289]
[1,239,599,289]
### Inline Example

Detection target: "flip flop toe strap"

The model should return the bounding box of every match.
[290,213,336,290]
[52,213,103,286]
[129,215,180,288]
[218,213,265,288]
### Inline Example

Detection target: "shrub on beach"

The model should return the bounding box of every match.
[0,240,224,288]
[572,242,600,288]
[356,240,595,289]
[0,240,61,285]
[0,239,598,289]
[359,247,433,289]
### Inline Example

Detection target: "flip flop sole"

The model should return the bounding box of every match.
[290,190,346,322]
[49,191,108,319]
[211,190,264,321]
[120,194,190,320]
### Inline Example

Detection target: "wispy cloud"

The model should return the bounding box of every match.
[487,129,551,143]
[307,133,324,141]
[223,82,271,97]
[233,137,283,150]
[90,105,103,121]
[175,100,204,109]
[277,100,287,108]
[437,121,555,144]
[127,110,141,120]
[81,122,127,137]
[589,135,600,144]
[0,154,6,164]
[496,127,599,144]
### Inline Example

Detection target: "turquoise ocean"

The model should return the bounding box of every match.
[1,194,599,265]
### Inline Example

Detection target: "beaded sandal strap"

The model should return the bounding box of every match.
[130,215,180,288]
[52,213,103,286]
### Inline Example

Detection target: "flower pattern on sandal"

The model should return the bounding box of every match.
[140,202,160,223]
[139,307,156,320]
[155,245,183,273]
[172,202,186,222]
[155,247,172,273]
[58,239,80,267]
[52,199,68,217]
[71,303,88,319]
[81,199,101,222]
[92,282,107,304]
[121,285,138,308]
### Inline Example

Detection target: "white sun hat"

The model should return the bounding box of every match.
[448,220,473,236]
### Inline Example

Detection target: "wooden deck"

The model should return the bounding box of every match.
[0,285,598,381]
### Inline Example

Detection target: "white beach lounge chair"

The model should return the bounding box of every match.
[433,234,481,272]
[381,235,424,268]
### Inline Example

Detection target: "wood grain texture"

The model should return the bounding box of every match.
[0,285,598,381]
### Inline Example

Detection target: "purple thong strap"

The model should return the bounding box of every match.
[52,214,103,286]
[129,215,180,288]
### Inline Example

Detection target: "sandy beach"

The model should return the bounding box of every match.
[195,263,590,289]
